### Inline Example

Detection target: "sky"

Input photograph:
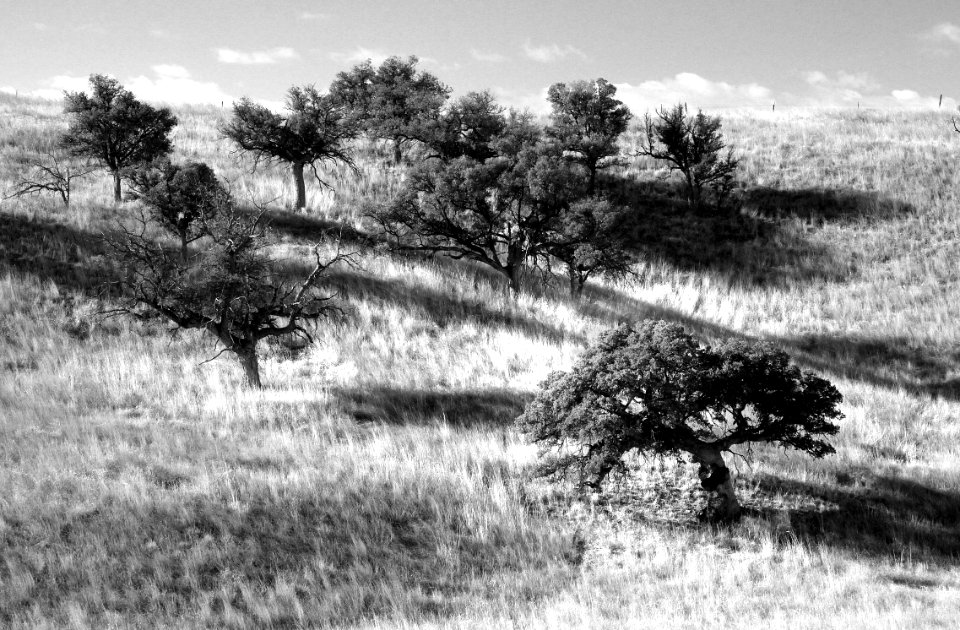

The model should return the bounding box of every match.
[1,0,959,113]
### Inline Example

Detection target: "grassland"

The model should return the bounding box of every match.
[2,93,960,628]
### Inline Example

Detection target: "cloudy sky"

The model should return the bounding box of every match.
[2,0,958,112]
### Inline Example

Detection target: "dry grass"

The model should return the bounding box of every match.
[2,92,960,628]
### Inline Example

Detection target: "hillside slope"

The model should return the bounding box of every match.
[2,94,960,628]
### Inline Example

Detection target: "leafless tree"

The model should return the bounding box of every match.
[3,151,97,207]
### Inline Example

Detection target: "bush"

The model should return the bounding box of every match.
[517,320,843,520]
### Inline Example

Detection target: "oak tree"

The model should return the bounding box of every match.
[221,86,358,210]
[61,74,177,202]
[518,321,842,520]
[330,56,449,164]
[125,159,231,262]
[547,78,631,194]
[110,202,345,388]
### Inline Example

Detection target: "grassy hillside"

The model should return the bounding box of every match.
[2,92,960,628]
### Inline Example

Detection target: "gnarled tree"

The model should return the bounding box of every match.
[547,78,631,194]
[518,321,843,520]
[220,86,358,210]
[61,74,177,203]
[109,203,346,388]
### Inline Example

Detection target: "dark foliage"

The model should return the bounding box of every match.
[61,74,177,202]
[329,55,449,164]
[542,195,635,298]
[518,320,842,519]
[636,103,739,211]
[425,90,507,162]
[220,85,359,209]
[375,111,580,296]
[546,78,631,193]
[125,159,231,262]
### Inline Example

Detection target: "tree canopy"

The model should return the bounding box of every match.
[220,85,359,209]
[376,111,585,296]
[547,78,631,193]
[330,55,449,163]
[61,74,177,202]
[125,159,231,262]
[518,321,843,519]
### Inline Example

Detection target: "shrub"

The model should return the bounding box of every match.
[517,320,843,520]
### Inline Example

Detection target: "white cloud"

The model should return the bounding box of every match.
[471,49,508,63]
[33,22,47,31]
[922,22,960,44]
[522,41,586,63]
[28,74,91,100]
[300,11,327,20]
[126,65,233,105]
[891,89,921,102]
[149,28,171,39]
[328,47,392,66]
[22,68,231,106]
[216,47,299,65]
[1,86,17,95]
[491,86,551,116]
[613,73,772,112]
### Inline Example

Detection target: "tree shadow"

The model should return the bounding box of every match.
[0,478,576,626]
[747,473,960,565]
[600,174,913,286]
[781,333,960,401]
[0,211,120,296]
[334,385,532,428]
[320,266,577,344]
[742,186,914,224]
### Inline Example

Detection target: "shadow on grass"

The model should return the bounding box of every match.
[0,478,576,626]
[323,267,577,344]
[601,174,913,286]
[749,473,960,564]
[0,211,119,296]
[334,385,532,428]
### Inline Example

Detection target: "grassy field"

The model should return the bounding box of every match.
[2,92,960,628]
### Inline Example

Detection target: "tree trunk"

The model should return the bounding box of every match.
[587,165,597,195]
[112,170,122,203]
[393,140,403,165]
[235,344,263,389]
[179,229,189,264]
[691,447,740,521]
[292,162,307,210]
[568,268,585,299]
[506,265,523,298]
